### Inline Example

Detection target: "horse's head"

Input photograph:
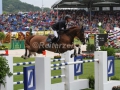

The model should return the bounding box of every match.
[78,25,85,45]
[68,26,85,45]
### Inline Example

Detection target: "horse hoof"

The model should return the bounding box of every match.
[21,55,25,58]
[23,57,27,59]
[21,55,24,58]
[25,56,29,59]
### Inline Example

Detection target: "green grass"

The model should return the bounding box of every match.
[14,57,35,90]
[13,57,120,90]
[74,37,94,45]
[3,43,11,49]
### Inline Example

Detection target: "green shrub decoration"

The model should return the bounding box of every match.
[87,75,94,89]
[0,32,5,40]
[87,44,95,52]
[100,46,115,56]
[0,57,13,86]
[0,45,8,50]
[111,76,120,80]
[99,27,106,34]
[115,49,120,53]
[54,55,61,59]
[87,44,91,51]
[29,28,33,35]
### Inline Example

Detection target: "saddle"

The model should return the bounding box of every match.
[46,33,60,53]
[46,34,60,43]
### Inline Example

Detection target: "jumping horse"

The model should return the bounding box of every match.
[21,25,85,59]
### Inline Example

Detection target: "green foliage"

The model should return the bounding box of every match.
[115,49,120,53]
[99,27,106,34]
[43,7,51,11]
[2,0,50,13]
[29,28,32,36]
[87,75,94,89]
[3,11,8,14]
[54,55,61,59]
[90,44,95,51]
[87,44,91,51]
[111,76,120,80]
[86,44,95,52]
[0,45,8,50]
[0,32,5,40]
[0,57,13,86]
[100,46,115,56]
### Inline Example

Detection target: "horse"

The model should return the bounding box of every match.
[21,25,85,59]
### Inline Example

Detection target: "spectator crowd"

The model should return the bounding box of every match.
[0,10,120,33]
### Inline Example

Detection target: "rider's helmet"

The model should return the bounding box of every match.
[64,15,72,20]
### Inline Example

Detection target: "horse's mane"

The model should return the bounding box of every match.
[68,26,79,30]
[65,25,84,36]
[25,35,35,45]
[59,26,83,35]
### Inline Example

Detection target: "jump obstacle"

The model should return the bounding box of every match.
[0,50,119,90]
[0,56,66,90]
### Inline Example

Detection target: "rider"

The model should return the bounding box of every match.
[50,15,72,42]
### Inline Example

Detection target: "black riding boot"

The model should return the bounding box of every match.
[47,37,57,48]
[51,37,58,43]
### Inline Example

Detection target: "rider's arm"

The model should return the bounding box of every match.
[58,21,66,31]
[58,22,63,31]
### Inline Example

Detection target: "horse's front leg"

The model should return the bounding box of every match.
[70,45,77,58]
[78,44,81,55]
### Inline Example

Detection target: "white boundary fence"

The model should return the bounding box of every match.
[35,51,120,90]
[1,50,120,90]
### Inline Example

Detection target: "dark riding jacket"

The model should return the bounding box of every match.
[51,20,66,31]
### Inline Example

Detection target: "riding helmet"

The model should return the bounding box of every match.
[64,15,72,20]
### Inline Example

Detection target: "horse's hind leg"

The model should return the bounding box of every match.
[24,45,33,59]
[23,50,34,59]
[28,51,33,58]
[28,52,36,58]
[21,48,27,59]
[33,52,36,56]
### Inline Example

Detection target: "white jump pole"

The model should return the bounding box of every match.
[0,56,13,90]
[35,57,51,90]
[94,51,107,90]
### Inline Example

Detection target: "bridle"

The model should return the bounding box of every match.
[80,26,85,45]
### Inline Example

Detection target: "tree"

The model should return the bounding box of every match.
[2,0,46,13]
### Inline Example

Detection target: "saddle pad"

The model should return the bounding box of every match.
[46,34,55,43]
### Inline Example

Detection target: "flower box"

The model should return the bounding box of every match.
[54,55,61,59]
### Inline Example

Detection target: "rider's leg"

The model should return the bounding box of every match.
[50,27,58,38]
[51,30,59,43]
[53,31,58,38]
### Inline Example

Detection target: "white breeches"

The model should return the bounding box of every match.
[50,27,58,38]
[53,31,58,38]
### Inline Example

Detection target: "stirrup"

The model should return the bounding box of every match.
[48,43,52,48]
